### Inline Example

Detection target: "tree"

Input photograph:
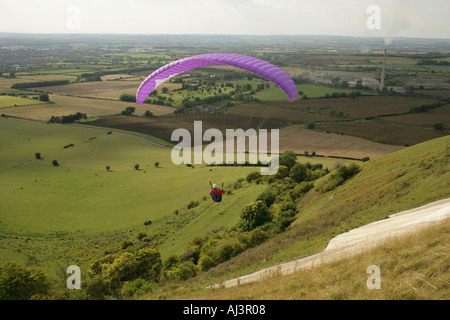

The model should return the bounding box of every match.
[433,123,445,131]
[161,87,169,94]
[256,190,276,208]
[238,200,271,232]
[246,171,260,182]
[121,106,135,115]
[290,163,308,182]
[35,152,41,159]
[134,163,140,170]
[279,151,297,170]
[0,262,51,300]
[274,202,298,232]
[39,92,49,102]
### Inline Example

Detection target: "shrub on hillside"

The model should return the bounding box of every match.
[279,150,297,170]
[256,190,276,208]
[121,278,155,298]
[238,200,272,232]
[246,171,260,182]
[186,200,199,209]
[88,247,162,298]
[0,262,52,300]
[289,162,308,182]
[319,163,361,193]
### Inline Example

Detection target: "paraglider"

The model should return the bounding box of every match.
[136,53,297,104]
[209,181,226,203]
[136,54,297,204]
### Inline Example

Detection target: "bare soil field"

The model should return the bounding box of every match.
[87,113,283,144]
[315,121,448,146]
[278,126,403,159]
[86,115,401,160]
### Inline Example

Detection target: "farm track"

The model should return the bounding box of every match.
[207,198,450,289]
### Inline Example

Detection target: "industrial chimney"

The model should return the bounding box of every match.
[380,48,386,89]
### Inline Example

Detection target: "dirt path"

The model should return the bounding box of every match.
[207,198,450,289]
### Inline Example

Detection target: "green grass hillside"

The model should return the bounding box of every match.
[1,116,448,299]
[188,219,450,300]
[142,134,449,299]
[0,117,266,273]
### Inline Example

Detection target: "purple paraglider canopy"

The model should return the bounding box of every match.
[136,53,297,104]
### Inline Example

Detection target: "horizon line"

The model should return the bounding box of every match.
[0,32,449,41]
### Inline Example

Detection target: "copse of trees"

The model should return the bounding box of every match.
[48,112,87,123]
[39,92,49,102]
[11,79,69,89]
[121,106,135,115]
[417,59,450,66]
[409,101,444,114]
[119,94,136,102]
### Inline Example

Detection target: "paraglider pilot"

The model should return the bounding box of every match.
[210,183,226,203]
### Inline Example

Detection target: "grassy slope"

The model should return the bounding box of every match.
[193,219,450,300]
[143,134,450,299]
[0,117,265,271]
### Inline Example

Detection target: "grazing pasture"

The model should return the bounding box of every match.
[0,95,45,108]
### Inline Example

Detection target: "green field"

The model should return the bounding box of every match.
[0,117,261,235]
[0,95,45,108]
[0,117,274,274]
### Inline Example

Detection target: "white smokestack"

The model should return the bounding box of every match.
[380,48,386,89]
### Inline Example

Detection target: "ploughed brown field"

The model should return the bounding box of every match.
[278,126,404,159]
[314,121,448,146]
[87,113,283,145]
[87,113,404,160]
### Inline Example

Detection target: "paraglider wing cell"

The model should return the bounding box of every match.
[136,54,297,104]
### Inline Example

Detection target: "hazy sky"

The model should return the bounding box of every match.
[1,0,449,39]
